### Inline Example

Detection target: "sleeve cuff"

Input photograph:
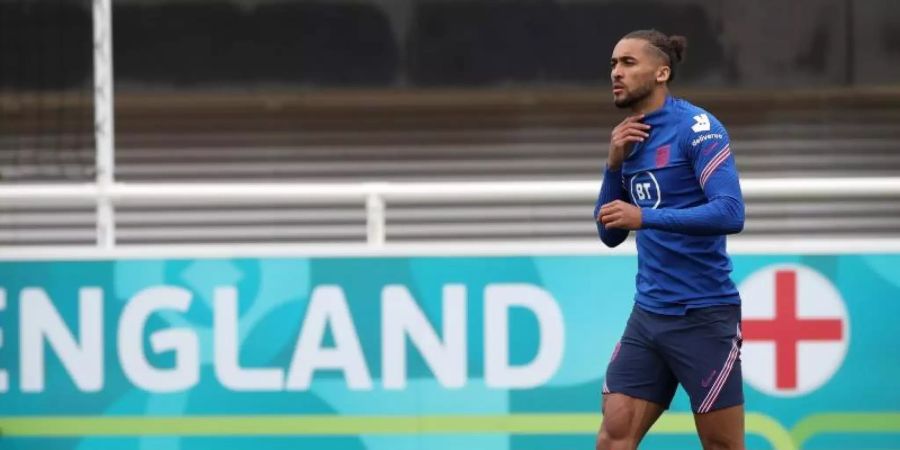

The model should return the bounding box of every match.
[640,207,661,229]
[604,165,622,177]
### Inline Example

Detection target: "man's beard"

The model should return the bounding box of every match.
[614,81,654,109]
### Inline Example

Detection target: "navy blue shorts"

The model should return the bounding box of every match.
[603,304,744,414]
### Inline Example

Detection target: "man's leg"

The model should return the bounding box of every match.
[656,305,745,449]
[598,306,678,450]
[596,393,665,450]
[694,404,745,450]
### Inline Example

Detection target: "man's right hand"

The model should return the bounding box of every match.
[608,114,651,171]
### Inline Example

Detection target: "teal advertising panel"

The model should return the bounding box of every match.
[0,254,898,449]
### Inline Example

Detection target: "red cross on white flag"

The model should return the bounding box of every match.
[739,264,850,397]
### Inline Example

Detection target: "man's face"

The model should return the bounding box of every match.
[610,38,665,108]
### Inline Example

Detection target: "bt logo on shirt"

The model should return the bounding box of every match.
[630,172,661,209]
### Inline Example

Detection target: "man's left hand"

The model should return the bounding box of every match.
[597,200,642,230]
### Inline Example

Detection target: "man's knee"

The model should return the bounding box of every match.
[597,393,664,450]
[596,411,638,450]
[595,428,637,450]
[698,435,744,450]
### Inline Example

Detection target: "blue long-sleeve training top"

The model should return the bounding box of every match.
[594,95,745,315]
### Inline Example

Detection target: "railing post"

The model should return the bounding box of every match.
[366,185,387,246]
[93,0,116,248]
[96,187,115,249]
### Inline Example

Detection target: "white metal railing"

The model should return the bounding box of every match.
[0,0,881,259]
[1,177,899,248]
[0,3,869,252]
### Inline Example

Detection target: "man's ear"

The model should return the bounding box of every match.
[656,66,671,83]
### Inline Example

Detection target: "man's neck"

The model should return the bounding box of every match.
[631,88,669,115]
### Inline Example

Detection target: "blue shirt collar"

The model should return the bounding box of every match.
[642,95,675,125]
